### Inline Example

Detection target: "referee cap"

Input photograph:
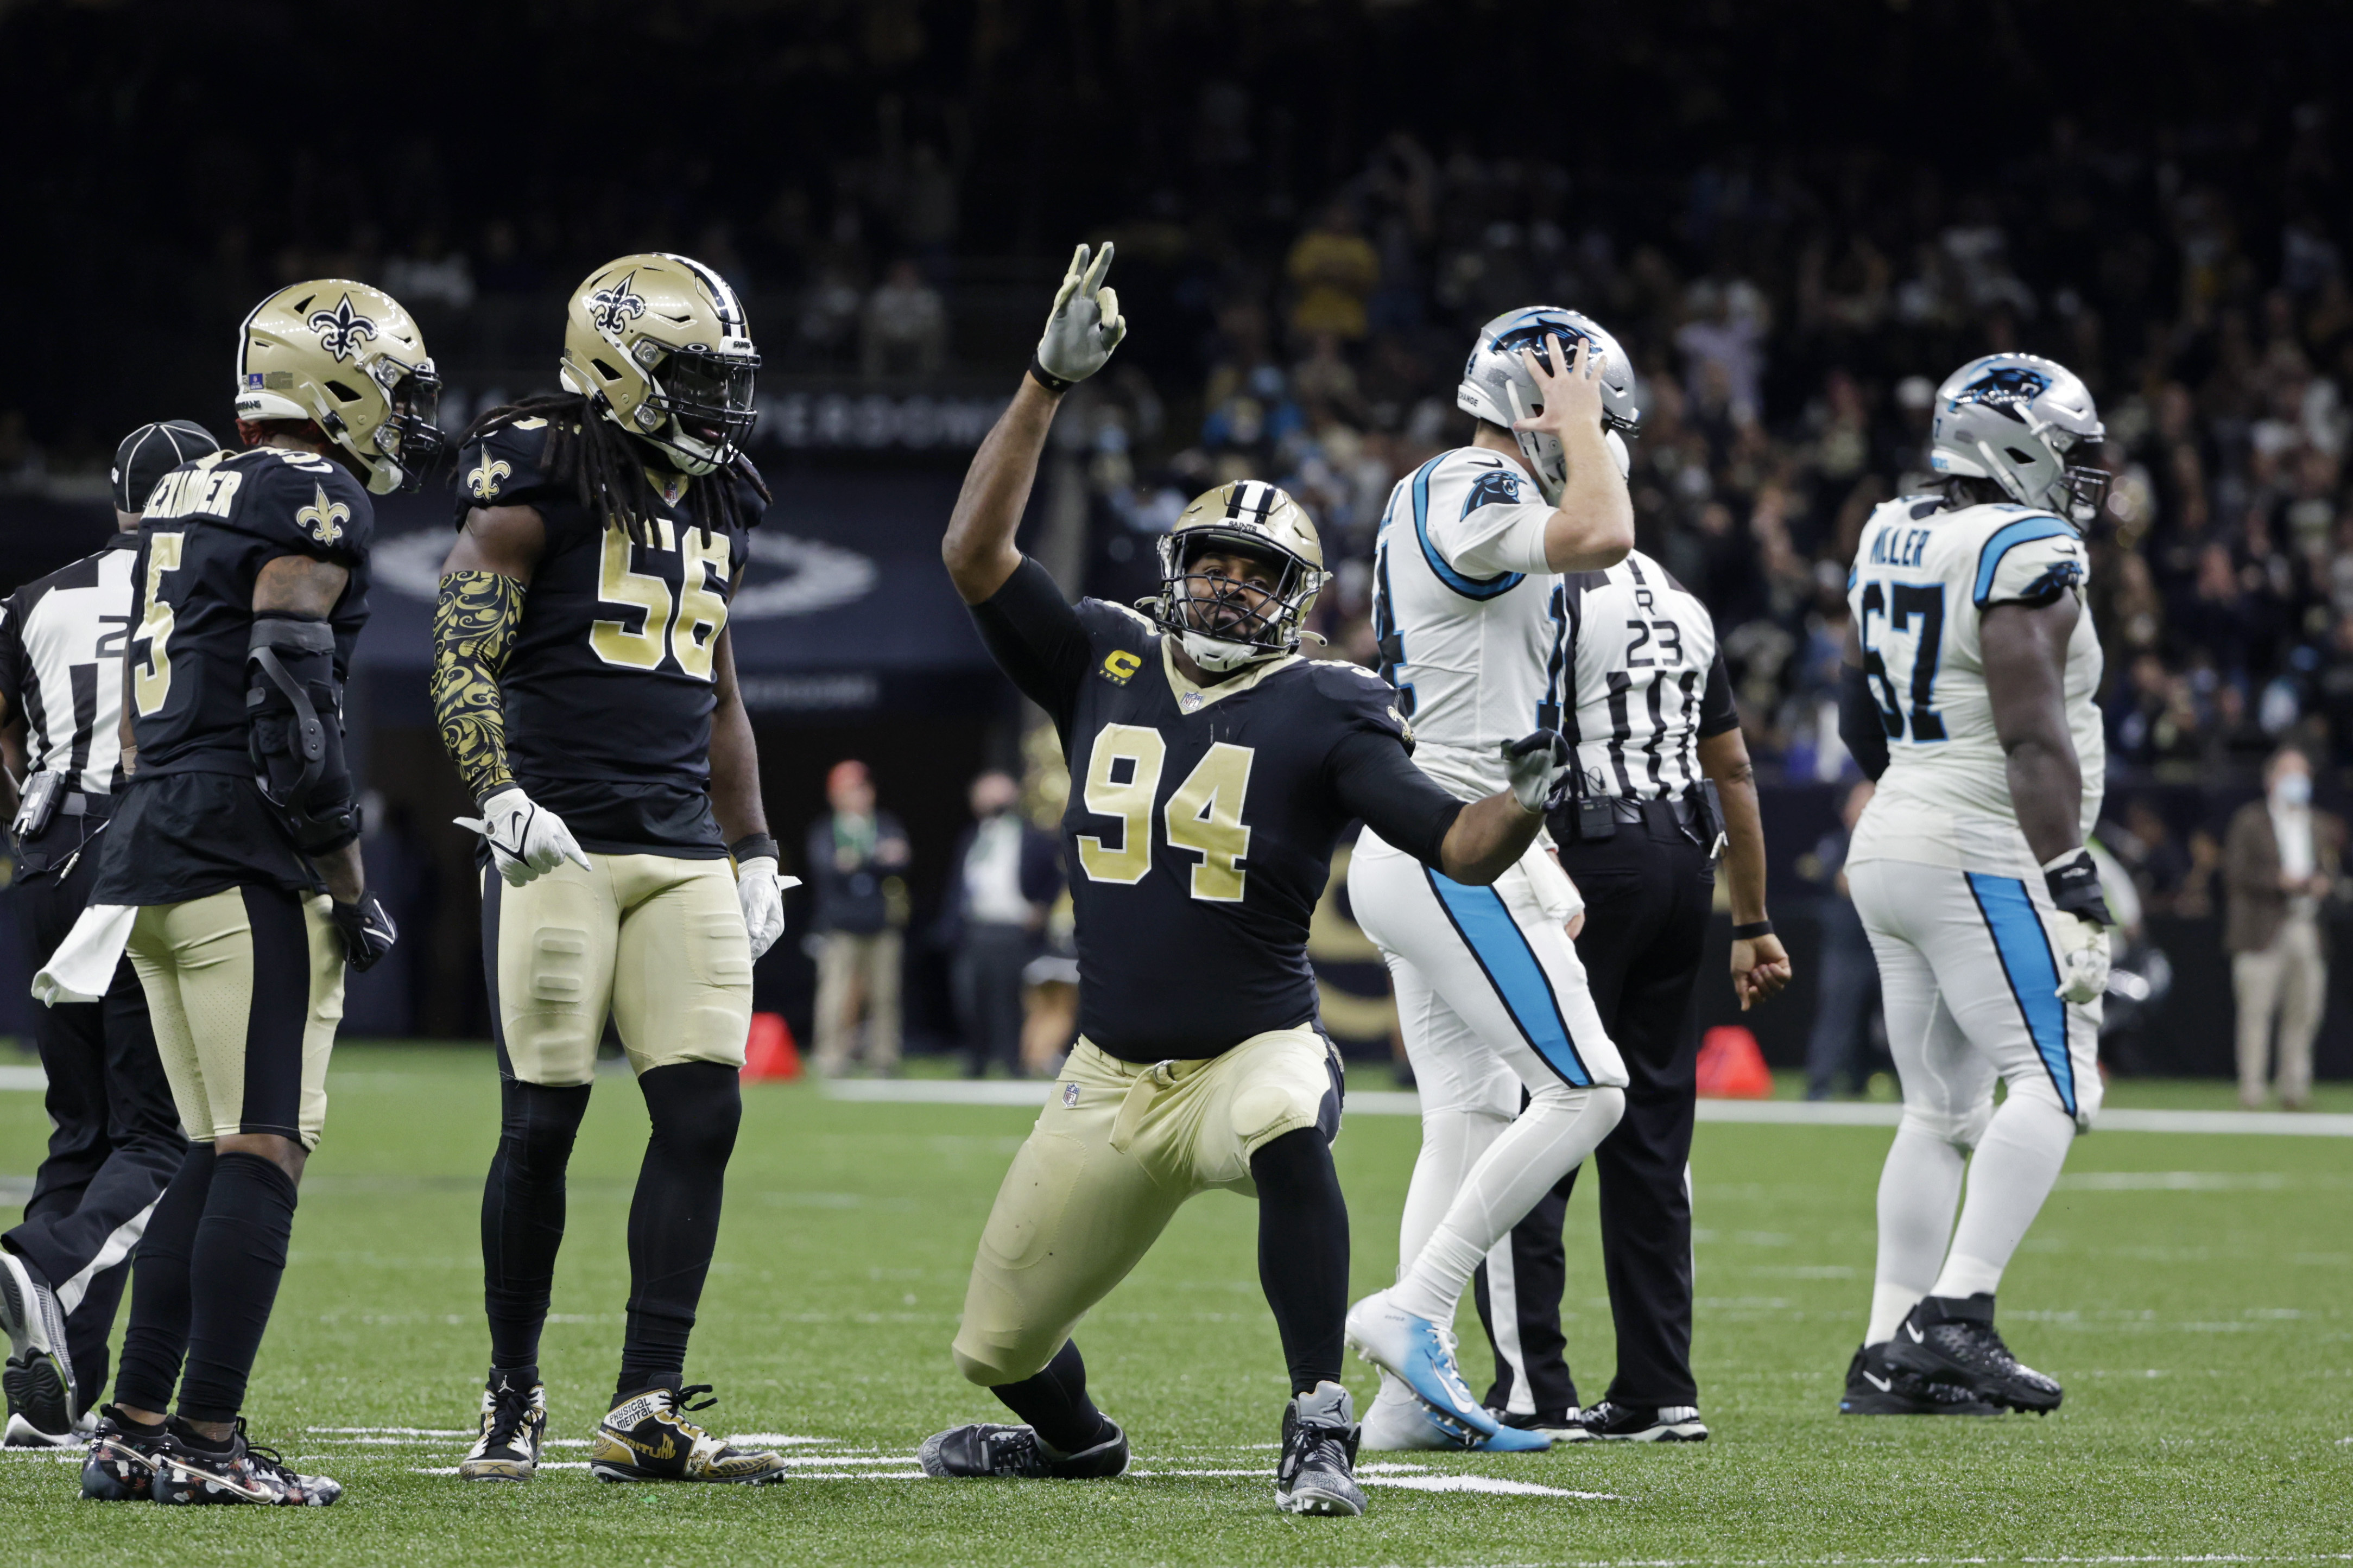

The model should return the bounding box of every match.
[113,420,224,514]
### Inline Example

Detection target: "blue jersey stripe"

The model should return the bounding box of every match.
[1971,516,2071,607]
[1964,871,2077,1116]
[1425,869,1591,1087]
[1413,456,1523,601]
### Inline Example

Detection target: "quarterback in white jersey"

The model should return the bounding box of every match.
[1835,352,2117,1420]
[1344,308,1637,1451]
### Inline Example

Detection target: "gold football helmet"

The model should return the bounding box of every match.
[560,253,760,475]
[235,280,443,494]
[1144,480,1329,671]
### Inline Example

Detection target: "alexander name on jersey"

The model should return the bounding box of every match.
[452,416,766,856]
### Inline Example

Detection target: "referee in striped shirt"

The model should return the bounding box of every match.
[0,421,215,1445]
[1472,547,1791,1442]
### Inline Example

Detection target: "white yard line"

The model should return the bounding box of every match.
[823,1078,2353,1136]
[0,1066,45,1092]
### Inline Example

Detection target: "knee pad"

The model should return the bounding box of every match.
[1898,1095,1995,1153]
[640,1061,743,1167]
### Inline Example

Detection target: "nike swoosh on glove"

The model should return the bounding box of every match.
[1500,731,1573,815]
[455,785,591,887]
[1035,243,1127,385]
[332,890,399,972]
[735,857,799,962]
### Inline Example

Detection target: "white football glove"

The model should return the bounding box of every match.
[454,785,590,887]
[2052,917,2111,1005]
[1033,243,1127,387]
[735,855,798,962]
[1501,731,1573,815]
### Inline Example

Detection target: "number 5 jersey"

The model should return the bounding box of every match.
[1845,494,2104,871]
[451,416,761,858]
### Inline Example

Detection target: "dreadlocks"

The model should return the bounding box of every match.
[455,392,770,545]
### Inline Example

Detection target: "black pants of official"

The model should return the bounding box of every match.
[954,923,1035,1077]
[3,830,187,1410]
[1473,817,1713,1415]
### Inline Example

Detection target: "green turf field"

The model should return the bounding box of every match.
[2,1043,2346,1565]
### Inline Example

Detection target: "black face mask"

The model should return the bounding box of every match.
[651,346,760,458]
[382,368,446,487]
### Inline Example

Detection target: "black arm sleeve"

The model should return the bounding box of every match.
[248,612,358,854]
[1330,729,1466,866]
[966,556,1096,729]
[1697,650,1739,738]
[1838,663,1890,782]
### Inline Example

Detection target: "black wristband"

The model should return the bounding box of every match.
[1731,920,1775,940]
[728,833,779,864]
[1026,353,1075,395]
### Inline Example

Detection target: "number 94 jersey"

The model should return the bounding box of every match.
[1846,495,2104,871]
[453,416,758,856]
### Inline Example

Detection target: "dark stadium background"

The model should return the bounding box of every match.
[0,0,2345,1080]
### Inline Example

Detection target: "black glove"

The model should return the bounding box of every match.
[2041,848,2115,928]
[331,890,399,972]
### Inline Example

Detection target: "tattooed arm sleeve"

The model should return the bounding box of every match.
[431,569,526,802]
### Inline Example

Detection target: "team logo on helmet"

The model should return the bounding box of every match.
[306,295,379,363]
[588,274,648,336]
[1950,364,2052,417]
[298,484,350,547]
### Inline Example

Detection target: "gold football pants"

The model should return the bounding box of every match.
[483,851,752,1087]
[126,885,344,1148]
[950,1027,1343,1387]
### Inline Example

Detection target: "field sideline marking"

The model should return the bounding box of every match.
[820,1078,2353,1137]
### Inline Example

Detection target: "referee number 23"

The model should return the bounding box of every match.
[1078,723,1254,902]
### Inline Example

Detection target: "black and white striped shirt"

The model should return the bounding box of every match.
[1561,549,1739,802]
[1,534,137,797]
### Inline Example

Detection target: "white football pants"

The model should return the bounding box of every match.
[1349,833,1625,1330]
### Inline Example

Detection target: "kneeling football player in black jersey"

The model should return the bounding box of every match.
[920,245,1573,1517]
[68,281,430,1505]
[430,254,788,1484]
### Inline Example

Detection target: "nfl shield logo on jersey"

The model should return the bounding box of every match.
[1062,1083,1081,1107]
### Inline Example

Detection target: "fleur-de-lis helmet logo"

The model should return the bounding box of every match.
[589,273,648,335]
[466,454,511,501]
[298,483,351,547]
[306,294,379,363]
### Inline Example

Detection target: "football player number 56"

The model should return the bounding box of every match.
[589,523,730,680]
[1078,723,1255,902]
[132,531,185,716]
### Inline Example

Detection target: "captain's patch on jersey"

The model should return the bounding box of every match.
[1099,650,1142,685]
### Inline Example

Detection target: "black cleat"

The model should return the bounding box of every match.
[1882,1294,2063,1414]
[1275,1382,1365,1516]
[917,1419,1129,1480]
[1563,1400,1709,1442]
[1492,1406,1590,1442]
[0,1250,77,1441]
[1839,1342,2003,1416]
[81,1407,174,1500]
[458,1368,549,1481]
[154,1418,341,1506]
[589,1385,786,1483]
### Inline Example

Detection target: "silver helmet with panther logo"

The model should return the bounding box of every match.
[1928,352,2109,526]
[1457,306,1639,504]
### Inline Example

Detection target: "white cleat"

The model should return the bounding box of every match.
[1343,1288,1501,1442]
[1360,1372,1471,1452]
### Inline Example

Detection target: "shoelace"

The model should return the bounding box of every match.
[483,1383,537,1450]
[986,1427,1044,1476]
[1278,1420,1352,1484]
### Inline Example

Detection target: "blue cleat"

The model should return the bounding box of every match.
[1343,1289,1501,1442]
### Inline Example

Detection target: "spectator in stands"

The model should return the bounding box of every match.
[1286,201,1380,341]
[806,760,910,1077]
[943,771,1061,1079]
[1799,780,1882,1100]
[2223,746,2342,1109]
[862,258,948,377]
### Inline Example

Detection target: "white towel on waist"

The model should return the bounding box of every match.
[33,903,136,1006]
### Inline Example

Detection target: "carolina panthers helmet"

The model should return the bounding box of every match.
[1144,480,1329,673]
[1929,353,2109,526]
[560,253,760,475]
[235,281,443,494]
[1457,306,1639,505]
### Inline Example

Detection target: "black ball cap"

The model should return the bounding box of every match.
[113,420,224,515]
